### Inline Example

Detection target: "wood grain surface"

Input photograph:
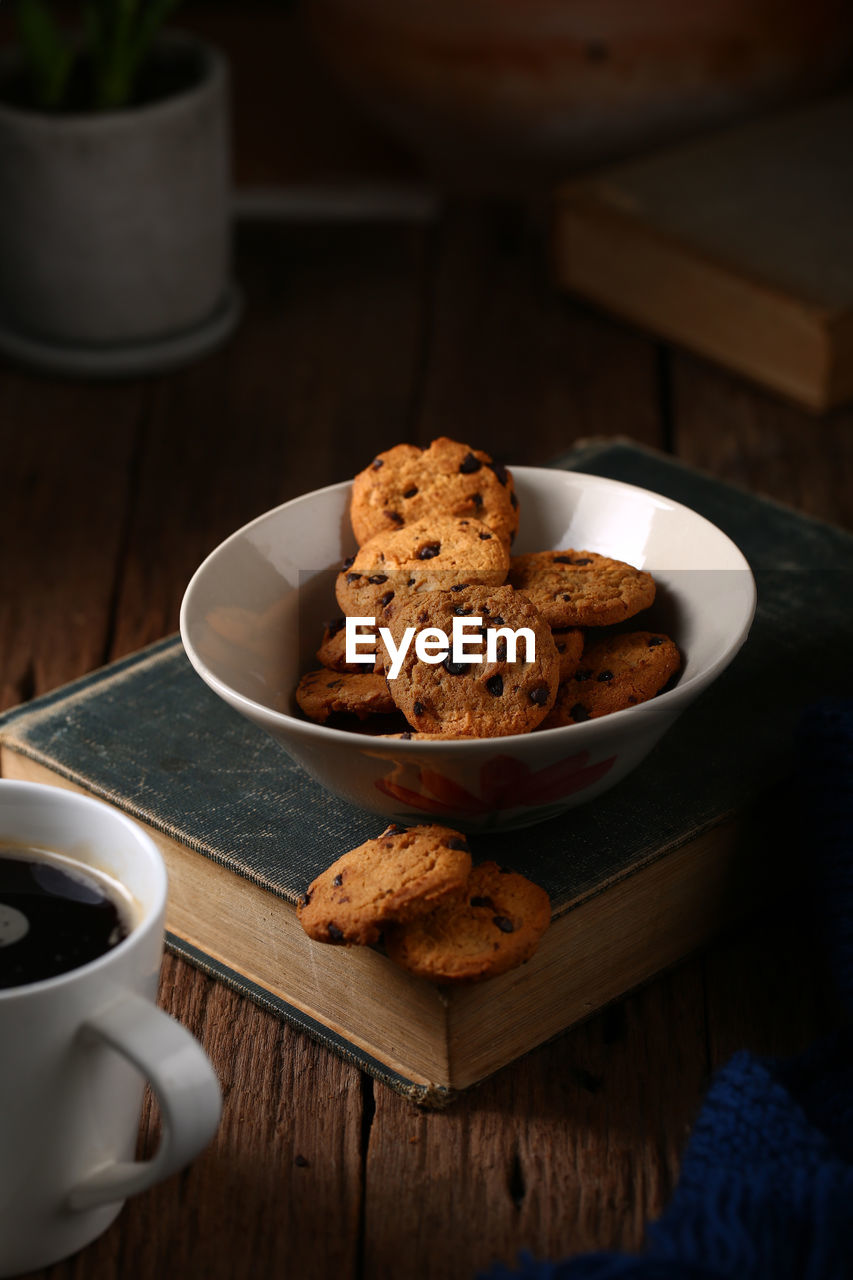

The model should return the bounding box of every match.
[1,208,845,1280]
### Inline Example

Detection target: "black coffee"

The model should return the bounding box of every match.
[0,847,132,989]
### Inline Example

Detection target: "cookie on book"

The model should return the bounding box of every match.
[385,584,559,738]
[335,514,509,623]
[384,861,551,982]
[296,823,473,946]
[541,631,681,727]
[350,436,519,548]
[508,550,655,628]
[295,670,394,723]
[552,626,584,681]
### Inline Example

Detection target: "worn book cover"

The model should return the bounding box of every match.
[2,442,850,1101]
[553,94,853,411]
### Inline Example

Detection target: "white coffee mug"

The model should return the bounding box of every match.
[0,780,222,1276]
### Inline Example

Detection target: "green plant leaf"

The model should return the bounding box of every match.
[129,0,180,67]
[14,0,75,109]
[86,0,180,110]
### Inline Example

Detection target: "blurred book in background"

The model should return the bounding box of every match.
[554,93,853,413]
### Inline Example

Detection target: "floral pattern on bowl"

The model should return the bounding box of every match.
[375,749,617,818]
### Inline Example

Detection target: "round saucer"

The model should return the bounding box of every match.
[0,285,243,378]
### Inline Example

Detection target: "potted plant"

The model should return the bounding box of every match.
[0,1,239,375]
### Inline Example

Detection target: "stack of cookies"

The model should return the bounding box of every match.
[297,822,551,983]
[295,436,681,737]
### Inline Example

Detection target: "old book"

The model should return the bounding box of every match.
[553,94,853,412]
[2,442,850,1103]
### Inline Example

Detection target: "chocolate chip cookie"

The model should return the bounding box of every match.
[295,670,395,723]
[508,550,655,628]
[385,584,559,737]
[384,861,551,982]
[350,436,519,548]
[316,617,381,673]
[335,514,509,624]
[552,626,584,681]
[541,631,681,727]
[297,823,473,946]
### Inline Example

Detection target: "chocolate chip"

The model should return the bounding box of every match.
[294,1154,309,1168]
[491,616,505,626]
[493,916,515,933]
[447,837,470,852]
[574,557,592,566]
[403,487,418,498]
[444,656,468,675]
[407,577,416,585]
[553,555,574,564]
[478,531,492,540]
[562,594,571,602]
[453,605,473,616]
[371,458,384,469]
[597,670,613,682]
[333,873,344,887]
[346,572,360,584]
[488,460,508,485]
[459,452,482,474]
[326,616,346,637]
[327,923,344,941]
[400,731,412,740]
[417,611,429,625]
[529,685,550,705]
[379,591,395,607]
[297,890,313,908]
[450,583,469,592]
[556,643,566,653]
[417,542,441,559]
[413,702,425,716]
[470,895,494,909]
[648,637,664,647]
[384,509,404,525]
[570,703,590,722]
[342,555,355,570]
[368,574,388,584]
[470,492,483,508]
[486,674,504,696]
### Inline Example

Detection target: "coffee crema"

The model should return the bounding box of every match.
[0,847,133,989]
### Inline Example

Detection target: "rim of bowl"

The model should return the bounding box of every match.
[180,467,757,752]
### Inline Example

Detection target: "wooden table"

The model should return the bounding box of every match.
[2,204,850,1280]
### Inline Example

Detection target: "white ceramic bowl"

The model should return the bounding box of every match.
[180,467,756,831]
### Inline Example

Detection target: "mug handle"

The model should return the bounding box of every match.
[66,991,222,1211]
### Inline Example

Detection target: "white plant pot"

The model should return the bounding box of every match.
[0,32,240,375]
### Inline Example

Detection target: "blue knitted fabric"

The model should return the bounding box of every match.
[483,701,853,1280]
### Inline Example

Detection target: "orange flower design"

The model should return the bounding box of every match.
[375,750,616,816]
